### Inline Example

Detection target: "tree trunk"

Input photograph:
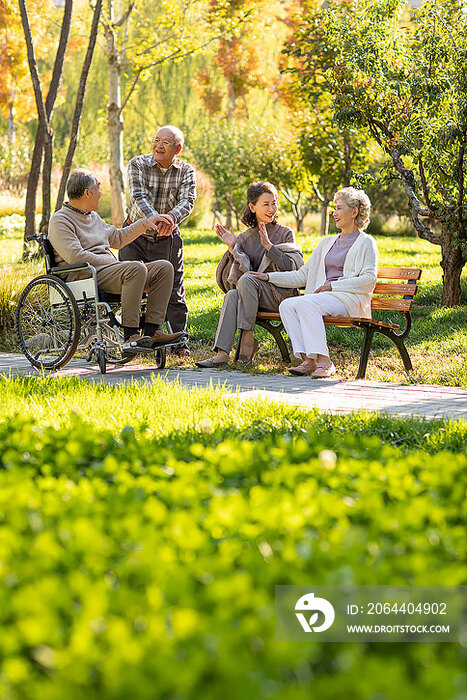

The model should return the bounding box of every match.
[24,134,44,242]
[105,1,126,227]
[225,205,233,229]
[440,237,464,306]
[20,0,72,248]
[320,200,330,236]
[7,101,15,146]
[19,0,53,244]
[39,130,54,234]
[294,207,304,233]
[56,0,103,211]
[108,98,126,226]
[343,130,351,186]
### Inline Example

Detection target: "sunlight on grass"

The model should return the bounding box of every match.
[1,374,467,447]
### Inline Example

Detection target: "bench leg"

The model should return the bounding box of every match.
[356,327,374,379]
[374,327,413,374]
[256,320,290,362]
[387,331,413,373]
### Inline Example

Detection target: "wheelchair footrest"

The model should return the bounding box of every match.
[152,336,187,350]
[122,345,155,356]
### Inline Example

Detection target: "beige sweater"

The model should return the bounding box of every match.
[48,205,149,271]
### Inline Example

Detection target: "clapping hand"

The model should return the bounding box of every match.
[216,223,237,250]
[258,222,272,251]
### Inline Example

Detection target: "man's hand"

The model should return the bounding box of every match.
[314,283,332,293]
[249,271,269,281]
[145,214,174,238]
[216,223,236,250]
[258,222,272,251]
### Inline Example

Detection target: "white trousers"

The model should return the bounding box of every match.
[279,292,347,360]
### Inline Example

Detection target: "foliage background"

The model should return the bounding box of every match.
[0,0,416,233]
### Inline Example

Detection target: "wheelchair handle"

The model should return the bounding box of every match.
[25,233,46,243]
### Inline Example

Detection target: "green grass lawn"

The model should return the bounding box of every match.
[2,217,467,385]
[0,375,465,699]
[0,216,466,697]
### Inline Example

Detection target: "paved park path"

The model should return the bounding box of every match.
[1,352,467,421]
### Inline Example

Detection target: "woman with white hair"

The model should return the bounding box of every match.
[250,187,378,377]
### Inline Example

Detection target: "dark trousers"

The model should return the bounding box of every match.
[119,232,188,340]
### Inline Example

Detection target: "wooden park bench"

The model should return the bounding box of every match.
[234,267,422,379]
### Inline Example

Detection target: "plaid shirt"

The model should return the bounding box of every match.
[126,154,196,234]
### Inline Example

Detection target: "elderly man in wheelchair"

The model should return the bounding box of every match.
[15,169,186,373]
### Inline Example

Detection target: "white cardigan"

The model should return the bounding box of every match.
[268,232,378,318]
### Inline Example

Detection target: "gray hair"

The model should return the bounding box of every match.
[67,169,98,200]
[335,187,371,230]
[156,125,184,148]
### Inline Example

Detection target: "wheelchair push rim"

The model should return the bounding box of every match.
[16,274,81,370]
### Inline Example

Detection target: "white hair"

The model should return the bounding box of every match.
[156,125,184,148]
[335,187,371,230]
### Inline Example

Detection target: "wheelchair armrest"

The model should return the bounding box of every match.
[51,263,94,274]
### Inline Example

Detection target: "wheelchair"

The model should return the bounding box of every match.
[15,232,183,374]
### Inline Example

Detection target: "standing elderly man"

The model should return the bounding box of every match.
[48,169,185,350]
[119,125,196,357]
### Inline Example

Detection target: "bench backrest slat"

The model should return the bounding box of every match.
[256,267,422,317]
[371,298,412,311]
[374,282,417,296]
[377,267,422,281]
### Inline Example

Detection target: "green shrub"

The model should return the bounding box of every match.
[0,380,465,699]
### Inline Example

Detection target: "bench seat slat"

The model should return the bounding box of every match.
[323,317,399,330]
[256,311,400,330]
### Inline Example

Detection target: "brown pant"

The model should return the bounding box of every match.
[97,260,174,328]
[119,232,188,334]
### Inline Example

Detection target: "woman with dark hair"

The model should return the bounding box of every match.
[196,181,303,367]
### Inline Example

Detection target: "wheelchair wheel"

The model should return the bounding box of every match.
[97,348,107,374]
[155,346,166,369]
[16,274,81,370]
